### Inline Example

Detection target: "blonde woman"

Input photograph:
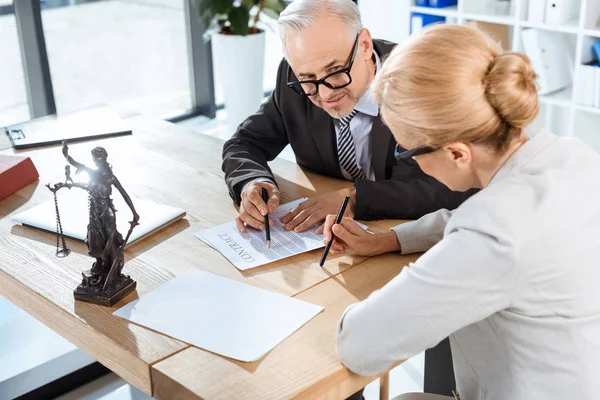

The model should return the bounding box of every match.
[324,24,600,400]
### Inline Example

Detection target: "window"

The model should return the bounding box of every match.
[40,0,192,117]
[0,11,30,127]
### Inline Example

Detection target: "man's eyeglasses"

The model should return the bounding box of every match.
[286,34,360,97]
[395,144,437,160]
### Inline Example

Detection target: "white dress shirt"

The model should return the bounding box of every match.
[333,50,381,181]
[336,131,600,400]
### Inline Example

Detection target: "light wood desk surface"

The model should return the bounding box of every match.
[152,252,417,400]
[0,115,411,398]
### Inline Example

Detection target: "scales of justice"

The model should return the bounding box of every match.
[46,140,140,307]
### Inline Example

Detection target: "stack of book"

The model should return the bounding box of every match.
[0,155,39,201]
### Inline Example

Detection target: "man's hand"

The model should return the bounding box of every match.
[236,181,280,232]
[321,216,401,257]
[280,187,355,232]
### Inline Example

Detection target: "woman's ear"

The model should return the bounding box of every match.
[444,142,472,168]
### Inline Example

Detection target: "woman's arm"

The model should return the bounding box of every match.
[320,216,401,257]
[392,209,454,255]
[320,208,455,257]
[336,227,518,377]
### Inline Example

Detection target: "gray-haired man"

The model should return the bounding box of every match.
[221,1,464,398]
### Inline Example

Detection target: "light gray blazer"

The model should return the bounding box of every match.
[336,132,600,400]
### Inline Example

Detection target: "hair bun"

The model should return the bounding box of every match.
[484,52,539,129]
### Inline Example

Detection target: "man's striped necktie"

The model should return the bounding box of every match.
[337,110,366,180]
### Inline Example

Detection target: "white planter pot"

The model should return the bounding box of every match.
[212,31,266,134]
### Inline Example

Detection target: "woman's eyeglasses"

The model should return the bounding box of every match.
[395,144,437,160]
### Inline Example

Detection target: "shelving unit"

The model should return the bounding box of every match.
[411,5,459,17]
[583,28,600,36]
[520,18,580,33]
[406,0,600,144]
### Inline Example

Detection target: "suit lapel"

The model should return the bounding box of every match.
[370,116,395,180]
[307,105,344,179]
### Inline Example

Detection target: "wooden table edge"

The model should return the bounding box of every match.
[0,268,178,396]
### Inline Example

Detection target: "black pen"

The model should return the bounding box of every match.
[319,195,350,267]
[261,188,271,248]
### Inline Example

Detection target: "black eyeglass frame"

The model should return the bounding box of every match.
[395,144,438,160]
[286,33,361,97]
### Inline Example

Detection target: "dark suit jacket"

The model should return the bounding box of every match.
[222,39,474,221]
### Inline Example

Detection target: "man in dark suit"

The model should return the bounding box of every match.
[222,11,470,234]
[222,0,465,397]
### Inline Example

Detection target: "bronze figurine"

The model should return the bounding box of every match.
[47,141,139,306]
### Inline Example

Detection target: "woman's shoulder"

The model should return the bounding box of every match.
[447,177,542,243]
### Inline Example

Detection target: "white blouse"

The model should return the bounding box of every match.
[336,132,600,400]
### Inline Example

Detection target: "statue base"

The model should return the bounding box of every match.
[74,273,137,307]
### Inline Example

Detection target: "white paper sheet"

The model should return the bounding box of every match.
[113,269,324,362]
[194,198,325,270]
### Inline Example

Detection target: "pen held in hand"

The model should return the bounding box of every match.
[261,188,271,248]
[319,195,350,267]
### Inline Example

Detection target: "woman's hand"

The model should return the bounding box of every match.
[320,216,401,257]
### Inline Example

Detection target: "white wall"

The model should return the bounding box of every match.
[358,0,411,44]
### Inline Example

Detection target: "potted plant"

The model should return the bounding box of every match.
[192,0,286,132]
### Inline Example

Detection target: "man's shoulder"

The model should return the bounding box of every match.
[373,38,397,57]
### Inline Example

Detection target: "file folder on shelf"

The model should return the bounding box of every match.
[527,0,546,23]
[584,64,597,107]
[416,0,429,6]
[595,65,600,108]
[411,13,446,34]
[429,0,457,8]
[521,29,572,95]
[545,0,579,25]
[573,64,599,108]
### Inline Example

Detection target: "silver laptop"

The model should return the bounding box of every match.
[4,105,131,150]
[12,190,186,247]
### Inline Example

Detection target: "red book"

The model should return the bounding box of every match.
[0,155,39,201]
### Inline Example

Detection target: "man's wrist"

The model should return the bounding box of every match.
[242,178,276,195]
[344,187,357,216]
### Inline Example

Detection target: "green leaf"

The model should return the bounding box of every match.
[228,5,250,36]
[212,0,234,14]
[241,0,260,8]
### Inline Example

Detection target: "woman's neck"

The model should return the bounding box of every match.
[474,136,527,188]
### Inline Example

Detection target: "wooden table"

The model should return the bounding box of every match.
[0,115,415,399]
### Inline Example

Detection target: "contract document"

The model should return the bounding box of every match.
[195,198,328,270]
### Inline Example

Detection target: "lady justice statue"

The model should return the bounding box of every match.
[47,140,140,306]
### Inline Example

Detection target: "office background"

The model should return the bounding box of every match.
[1,0,599,399]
